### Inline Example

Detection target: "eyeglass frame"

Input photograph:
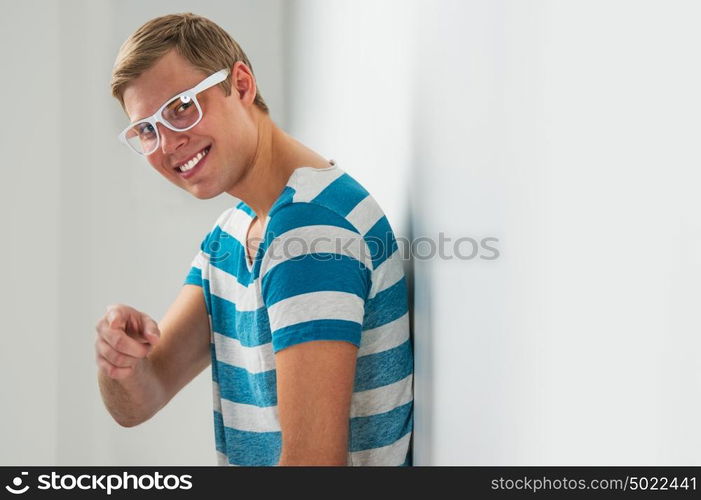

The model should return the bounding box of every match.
[118,68,230,156]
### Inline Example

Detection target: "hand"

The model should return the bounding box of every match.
[95,304,161,380]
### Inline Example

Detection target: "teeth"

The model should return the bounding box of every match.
[178,148,208,173]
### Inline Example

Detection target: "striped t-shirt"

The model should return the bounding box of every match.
[184,162,413,466]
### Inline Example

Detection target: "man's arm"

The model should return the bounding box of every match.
[275,340,358,465]
[261,202,371,465]
[96,284,211,427]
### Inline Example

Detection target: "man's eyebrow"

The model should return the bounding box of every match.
[129,84,194,124]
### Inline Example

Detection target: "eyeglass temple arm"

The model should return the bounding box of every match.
[192,68,230,94]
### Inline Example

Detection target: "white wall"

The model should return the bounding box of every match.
[411,0,701,464]
[0,0,61,465]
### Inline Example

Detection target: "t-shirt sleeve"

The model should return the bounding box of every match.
[183,235,208,287]
[260,203,372,353]
[183,207,239,288]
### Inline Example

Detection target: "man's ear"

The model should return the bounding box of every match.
[230,60,257,106]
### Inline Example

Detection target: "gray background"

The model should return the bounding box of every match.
[1,0,700,465]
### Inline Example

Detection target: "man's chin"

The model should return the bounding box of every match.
[187,185,222,200]
[191,191,221,201]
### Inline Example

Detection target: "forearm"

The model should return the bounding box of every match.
[277,423,349,465]
[277,448,348,466]
[97,358,166,427]
[275,341,357,466]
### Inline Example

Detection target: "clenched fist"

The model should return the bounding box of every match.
[95,304,161,380]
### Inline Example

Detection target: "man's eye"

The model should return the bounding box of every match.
[137,123,156,137]
[175,100,194,114]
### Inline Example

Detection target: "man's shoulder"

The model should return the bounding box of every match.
[201,204,250,242]
[271,165,387,238]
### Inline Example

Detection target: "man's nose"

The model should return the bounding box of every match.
[158,123,188,154]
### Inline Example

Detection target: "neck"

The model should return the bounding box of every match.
[225,112,296,220]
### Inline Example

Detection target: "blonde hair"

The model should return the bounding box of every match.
[111,12,268,113]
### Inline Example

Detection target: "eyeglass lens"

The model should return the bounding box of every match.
[124,94,201,154]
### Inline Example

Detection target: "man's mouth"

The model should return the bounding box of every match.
[176,146,211,173]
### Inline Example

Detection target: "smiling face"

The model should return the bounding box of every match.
[122,50,260,199]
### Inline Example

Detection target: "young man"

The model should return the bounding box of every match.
[95,13,413,466]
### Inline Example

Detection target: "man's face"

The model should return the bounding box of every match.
[122,50,258,199]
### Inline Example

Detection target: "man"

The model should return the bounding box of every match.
[95,12,413,466]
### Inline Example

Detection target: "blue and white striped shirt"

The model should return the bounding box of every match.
[184,162,413,466]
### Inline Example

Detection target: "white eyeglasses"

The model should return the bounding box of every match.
[118,68,230,155]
